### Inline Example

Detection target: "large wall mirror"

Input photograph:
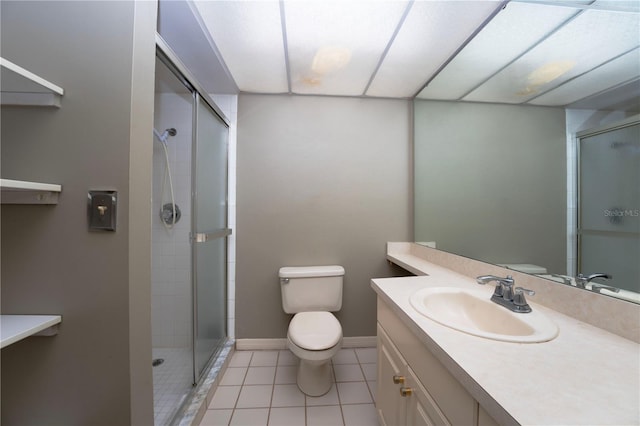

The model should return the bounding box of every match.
[413,1,639,304]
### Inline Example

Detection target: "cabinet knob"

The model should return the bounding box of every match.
[392,375,405,384]
[400,387,413,397]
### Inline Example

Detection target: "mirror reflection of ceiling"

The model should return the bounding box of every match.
[193,0,640,110]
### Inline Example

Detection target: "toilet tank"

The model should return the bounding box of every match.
[279,265,344,314]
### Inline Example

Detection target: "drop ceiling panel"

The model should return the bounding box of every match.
[417,2,578,100]
[593,0,640,12]
[366,1,501,98]
[463,8,640,104]
[194,1,288,93]
[530,48,640,106]
[284,1,408,96]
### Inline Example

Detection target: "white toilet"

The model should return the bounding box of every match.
[279,265,344,396]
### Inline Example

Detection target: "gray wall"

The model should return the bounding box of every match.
[236,94,412,339]
[414,100,567,274]
[1,2,155,424]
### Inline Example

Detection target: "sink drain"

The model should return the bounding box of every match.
[152,358,164,367]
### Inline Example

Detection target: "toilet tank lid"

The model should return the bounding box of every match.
[279,265,345,278]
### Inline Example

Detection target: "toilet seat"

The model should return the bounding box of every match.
[288,311,341,350]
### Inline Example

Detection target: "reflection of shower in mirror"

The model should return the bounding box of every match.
[153,127,181,229]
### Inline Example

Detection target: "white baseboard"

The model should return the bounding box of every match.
[342,336,377,348]
[235,338,288,350]
[235,336,376,351]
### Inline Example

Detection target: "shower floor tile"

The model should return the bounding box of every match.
[153,347,194,426]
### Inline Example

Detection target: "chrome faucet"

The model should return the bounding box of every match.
[591,283,620,294]
[476,275,535,313]
[575,273,612,289]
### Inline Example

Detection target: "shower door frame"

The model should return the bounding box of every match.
[155,34,231,388]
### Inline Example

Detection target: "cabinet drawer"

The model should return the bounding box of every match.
[378,297,476,426]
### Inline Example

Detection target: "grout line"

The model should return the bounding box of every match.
[265,351,280,425]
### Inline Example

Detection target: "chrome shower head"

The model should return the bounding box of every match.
[153,127,178,144]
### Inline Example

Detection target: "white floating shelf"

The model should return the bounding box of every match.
[1,315,62,349]
[1,57,64,107]
[1,178,62,204]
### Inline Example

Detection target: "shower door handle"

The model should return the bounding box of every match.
[192,228,232,243]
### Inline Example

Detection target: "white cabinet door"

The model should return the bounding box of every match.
[406,366,450,426]
[377,324,407,426]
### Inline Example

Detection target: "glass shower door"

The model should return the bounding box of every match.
[578,121,640,294]
[193,93,230,379]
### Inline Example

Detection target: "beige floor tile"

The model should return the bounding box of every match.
[332,349,358,364]
[200,409,233,426]
[244,366,276,385]
[250,351,279,367]
[229,351,253,368]
[354,348,377,364]
[220,367,247,386]
[236,385,274,408]
[277,350,298,366]
[306,384,339,406]
[268,407,305,426]
[342,403,379,426]
[229,408,269,426]
[275,365,297,384]
[333,364,365,382]
[271,384,305,407]
[360,363,377,382]
[209,386,241,409]
[337,382,373,405]
[367,380,377,403]
[306,405,344,426]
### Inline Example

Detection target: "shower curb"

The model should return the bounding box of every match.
[173,339,235,426]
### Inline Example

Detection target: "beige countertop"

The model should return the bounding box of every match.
[371,261,640,425]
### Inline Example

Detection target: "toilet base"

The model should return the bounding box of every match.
[287,336,342,397]
[296,359,333,396]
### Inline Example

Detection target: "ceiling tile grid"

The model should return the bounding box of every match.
[192,0,640,109]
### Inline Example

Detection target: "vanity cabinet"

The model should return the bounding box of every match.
[378,324,450,425]
[377,297,499,426]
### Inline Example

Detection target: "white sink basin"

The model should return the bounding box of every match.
[409,287,559,343]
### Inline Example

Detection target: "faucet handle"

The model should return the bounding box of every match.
[513,287,534,305]
[512,287,534,313]
[514,287,535,296]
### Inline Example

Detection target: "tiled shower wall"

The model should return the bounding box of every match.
[152,92,194,348]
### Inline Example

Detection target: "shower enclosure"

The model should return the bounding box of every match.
[577,116,639,294]
[152,42,230,425]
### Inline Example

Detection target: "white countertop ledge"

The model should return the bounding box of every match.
[1,315,62,348]
[372,263,640,425]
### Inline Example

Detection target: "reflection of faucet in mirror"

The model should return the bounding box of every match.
[575,273,612,289]
[591,283,620,294]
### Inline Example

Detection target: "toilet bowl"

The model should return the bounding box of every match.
[279,266,345,396]
[287,311,342,396]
